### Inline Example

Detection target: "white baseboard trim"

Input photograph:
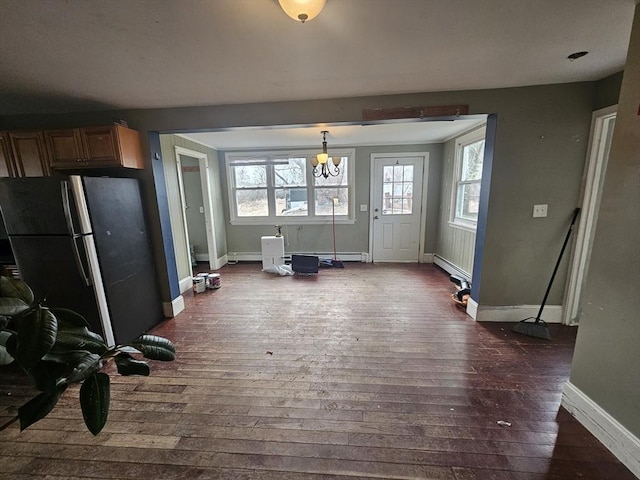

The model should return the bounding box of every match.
[466,297,478,320]
[562,382,640,478]
[226,252,365,262]
[178,276,193,294]
[433,255,471,280]
[216,254,228,269]
[162,295,185,318]
[473,304,562,323]
[422,253,435,263]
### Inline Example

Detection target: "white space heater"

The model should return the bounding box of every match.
[261,235,285,270]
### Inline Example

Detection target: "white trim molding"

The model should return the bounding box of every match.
[178,277,193,294]
[466,297,478,320]
[422,253,435,263]
[472,304,562,323]
[562,382,640,478]
[226,252,366,262]
[162,295,185,318]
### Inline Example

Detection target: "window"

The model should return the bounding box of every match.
[451,127,486,228]
[227,149,354,224]
[382,164,414,215]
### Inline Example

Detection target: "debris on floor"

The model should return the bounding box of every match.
[497,420,512,427]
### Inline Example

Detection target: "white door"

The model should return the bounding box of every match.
[372,154,425,262]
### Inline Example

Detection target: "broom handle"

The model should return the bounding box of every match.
[535,208,581,320]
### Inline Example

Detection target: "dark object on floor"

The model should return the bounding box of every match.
[291,254,319,274]
[513,208,581,340]
[320,258,344,268]
[450,274,471,307]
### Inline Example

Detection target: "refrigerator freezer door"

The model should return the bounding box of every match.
[7,235,114,344]
[0,176,83,236]
[82,177,163,343]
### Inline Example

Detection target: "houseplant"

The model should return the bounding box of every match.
[0,275,175,435]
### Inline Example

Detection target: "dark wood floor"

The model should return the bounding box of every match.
[0,263,637,480]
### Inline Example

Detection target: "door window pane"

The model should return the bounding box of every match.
[383,165,414,215]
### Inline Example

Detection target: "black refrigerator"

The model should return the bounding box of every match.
[0,175,163,345]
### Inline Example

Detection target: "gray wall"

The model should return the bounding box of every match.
[219,143,443,256]
[159,134,226,282]
[181,156,208,259]
[0,82,597,309]
[435,125,486,276]
[594,71,623,110]
[569,4,640,438]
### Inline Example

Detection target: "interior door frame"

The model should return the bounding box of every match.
[562,105,617,325]
[174,146,220,274]
[368,152,429,263]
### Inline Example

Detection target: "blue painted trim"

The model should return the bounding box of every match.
[148,131,181,300]
[470,114,497,301]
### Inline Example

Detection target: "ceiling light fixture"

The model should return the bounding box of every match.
[567,51,589,61]
[278,0,326,23]
[310,130,341,178]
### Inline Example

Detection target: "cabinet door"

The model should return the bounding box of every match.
[9,131,51,177]
[0,133,17,177]
[45,129,84,168]
[79,127,119,166]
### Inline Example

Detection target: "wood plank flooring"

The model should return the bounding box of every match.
[1,263,637,480]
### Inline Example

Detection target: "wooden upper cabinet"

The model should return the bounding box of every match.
[0,133,17,178]
[8,131,51,177]
[46,125,145,169]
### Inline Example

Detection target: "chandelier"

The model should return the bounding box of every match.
[310,130,341,178]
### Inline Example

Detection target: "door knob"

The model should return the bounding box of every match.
[374,215,379,219]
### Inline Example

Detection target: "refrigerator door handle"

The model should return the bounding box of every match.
[71,235,92,287]
[61,180,78,236]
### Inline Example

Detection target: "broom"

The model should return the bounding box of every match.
[512,208,580,340]
[328,197,344,268]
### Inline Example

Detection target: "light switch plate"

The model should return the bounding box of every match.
[533,204,548,218]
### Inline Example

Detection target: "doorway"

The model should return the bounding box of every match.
[174,146,219,285]
[369,153,428,262]
[563,105,617,325]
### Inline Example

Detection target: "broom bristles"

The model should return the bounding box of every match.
[512,317,551,340]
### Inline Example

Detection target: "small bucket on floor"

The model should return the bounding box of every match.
[207,273,221,289]
[193,277,206,293]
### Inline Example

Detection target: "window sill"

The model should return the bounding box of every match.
[448,220,477,233]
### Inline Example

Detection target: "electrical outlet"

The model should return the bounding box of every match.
[360,204,368,212]
[533,204,548,218]
[199,206,204,213]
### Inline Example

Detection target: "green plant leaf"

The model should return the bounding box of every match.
[130,335,176,361]
[114,353,150,376]
[0,276,34,305]
[66,352,102,384]
[49,308,91,329]
[18,383,67,431]
[27,360,69,393]
[79,372,110,435]
[15,307,58,370]
[55,330,107,355]
[0,297,31,318]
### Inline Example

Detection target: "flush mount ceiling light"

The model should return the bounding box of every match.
[310,130,341,178]
[278,0,326,23]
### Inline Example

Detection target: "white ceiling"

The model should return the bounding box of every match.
[0,0,634,148]
[180,117,486,150]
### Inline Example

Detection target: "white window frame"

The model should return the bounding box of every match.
[226,148,356,225]
[450,126,486,231]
